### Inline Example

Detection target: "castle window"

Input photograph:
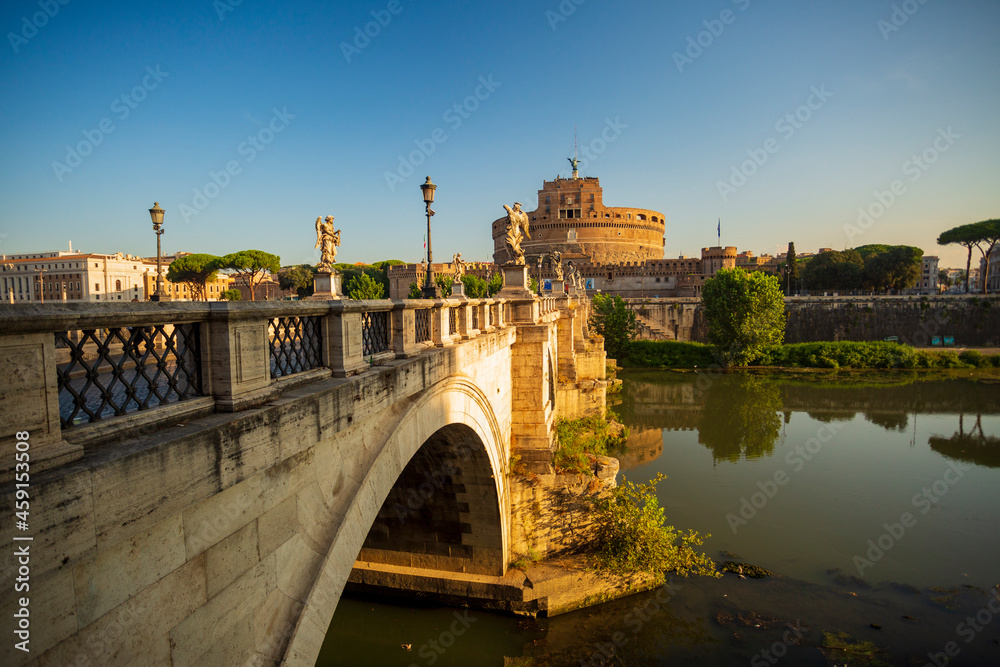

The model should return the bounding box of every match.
[590,194,595,202]
[545,206,550,214]
[545,195,550,204]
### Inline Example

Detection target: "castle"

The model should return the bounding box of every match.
[388,169,798,299]
[490,175,666,265]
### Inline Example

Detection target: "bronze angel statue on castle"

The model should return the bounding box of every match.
[315,216,340,272]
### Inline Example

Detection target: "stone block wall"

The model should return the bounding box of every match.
[632,296,1000,347]
[507,456,619,562]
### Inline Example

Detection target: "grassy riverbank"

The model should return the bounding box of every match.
[623,340,1000,370]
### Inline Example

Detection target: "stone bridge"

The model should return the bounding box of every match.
[0,290,609,666]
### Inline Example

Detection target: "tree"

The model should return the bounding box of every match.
[862,245,922,293]
[801,250,863,292]
[347,272,385,300]
[589,294,636,361]
[702,268,786,367]
[220,289,241,301]
[461,274,489,298]
[407,282,422,299]
[784,242,799,295]
[487,273,503,296]
[335,259,402,299]
[436,274,454,294]
[221,250,281,301]
[969,219,1000,293]
[938,269,952,290]
[591,473,719,582]
[165,254,221,301]
[937,222,997,294]
[278,265,315,299]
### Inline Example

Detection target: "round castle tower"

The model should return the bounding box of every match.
[492,175,665,265]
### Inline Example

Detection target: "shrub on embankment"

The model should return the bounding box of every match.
[622,340,1000,370]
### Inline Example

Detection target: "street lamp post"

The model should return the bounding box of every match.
[536,255,544,295]
[420,177,441,299]
[148,202,169,301]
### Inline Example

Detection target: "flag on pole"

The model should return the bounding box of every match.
[423,234,426,250]
[717,219,721,244]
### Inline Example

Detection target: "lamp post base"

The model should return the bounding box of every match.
[421,284,442,299]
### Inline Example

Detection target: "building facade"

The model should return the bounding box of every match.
[1,251,161,303]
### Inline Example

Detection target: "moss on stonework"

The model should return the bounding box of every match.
[553,409,628,474]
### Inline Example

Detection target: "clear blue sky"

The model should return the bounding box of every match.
[1,0,998,268]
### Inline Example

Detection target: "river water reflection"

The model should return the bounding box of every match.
[320,372,1000,666]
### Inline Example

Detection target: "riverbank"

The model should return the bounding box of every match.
[622,339,1000,371]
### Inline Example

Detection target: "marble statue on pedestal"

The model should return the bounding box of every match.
[502,202,530,265]
[550,250,564,281]
[314,216,341,272]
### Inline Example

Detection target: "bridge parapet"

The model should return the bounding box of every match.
[0,298,511,481]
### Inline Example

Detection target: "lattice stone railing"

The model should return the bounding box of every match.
[0,297,525,454]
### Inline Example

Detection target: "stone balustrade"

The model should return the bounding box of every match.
[0,298,513,480]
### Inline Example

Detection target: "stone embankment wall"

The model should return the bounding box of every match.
[629,296,1000,347]
[508,455,619,561]
[783,296,1000,346]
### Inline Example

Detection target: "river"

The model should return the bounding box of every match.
[319,371,1000,666]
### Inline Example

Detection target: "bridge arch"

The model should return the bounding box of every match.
[284,374,509,664]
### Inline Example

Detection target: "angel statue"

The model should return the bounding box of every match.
[315,216,341,271]
[565,260,578,287]
[452,252,466,278]
[568,156,580,174]
[550,250,564,281]
[502,202,530,265]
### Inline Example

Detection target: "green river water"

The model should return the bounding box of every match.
[319,372,1000,666]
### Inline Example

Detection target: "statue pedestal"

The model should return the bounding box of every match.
[451,281,466,298]
[547,280,565,295]
[498,264,534,299]
[309,270,341,300]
